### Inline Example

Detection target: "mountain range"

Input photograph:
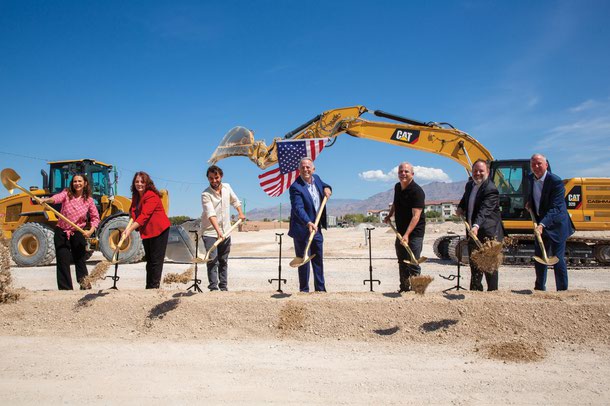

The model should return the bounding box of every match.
[246,180,467,220]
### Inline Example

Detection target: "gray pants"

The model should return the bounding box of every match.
[394,236,424,291]
[202,236,231,291]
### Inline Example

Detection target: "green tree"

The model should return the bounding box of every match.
[169,216,191,225]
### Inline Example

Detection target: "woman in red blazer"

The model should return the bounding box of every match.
[122,171,171,289]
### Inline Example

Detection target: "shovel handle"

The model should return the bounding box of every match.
[528,208,551,262]
[388,222,419,264]
[202,219,243,261]
[11,180,88,235]
[463,221,483,249]
[302,196,328,257]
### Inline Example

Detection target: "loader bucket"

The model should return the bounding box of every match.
[208,126,255,165]
[165,225,197,263]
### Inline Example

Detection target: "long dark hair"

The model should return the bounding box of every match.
[130,171,161,206]
[67,174,92,200]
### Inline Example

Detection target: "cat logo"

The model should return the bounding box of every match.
[391,129,420,144]
[565,186,582,209]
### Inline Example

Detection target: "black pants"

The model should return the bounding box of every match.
[142,227,169,289]
[468,239,499,291]
[54,227,88,290]
[394,236,424,292]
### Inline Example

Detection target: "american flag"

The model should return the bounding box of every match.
[258,138,330,197]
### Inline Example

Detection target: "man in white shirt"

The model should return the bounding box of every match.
[201,165,246,291]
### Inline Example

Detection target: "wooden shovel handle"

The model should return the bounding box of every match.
[11,180,88,235]
[203,219,243,260]
[303,195,329,254]
[463,221,483,249]
[388,222,418,263]
[527,208,550,261]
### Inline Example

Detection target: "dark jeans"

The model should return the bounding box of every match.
[394,236,423,291]
[203,236,231,291]
[534,235,568,291]
[468,239,499,291]
[54,227,88,290]
[142,227,169,289]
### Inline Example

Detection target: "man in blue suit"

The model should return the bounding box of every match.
[289,157,332,292]
[527,153,575,291]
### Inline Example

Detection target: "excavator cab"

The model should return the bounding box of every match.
[48,159,113,212]
[490,160,532,230]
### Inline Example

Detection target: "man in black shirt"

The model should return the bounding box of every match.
[384,162,426,292]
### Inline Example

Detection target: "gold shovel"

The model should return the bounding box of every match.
[289,196,328,268]
[1,168,94,240]
[464,221,483,249]
[528,208,559,266]
[196,219,243,264]
[111,218,134,264]
[388,222,427,265]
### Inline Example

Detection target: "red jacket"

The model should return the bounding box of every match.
[130,190,170,239]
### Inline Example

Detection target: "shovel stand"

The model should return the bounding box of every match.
[440,237,466,292]
[105,261,120,290]
[104,227,122,289]
[187,231,203,293]
[363,227,381,292]
[268,233,287,293]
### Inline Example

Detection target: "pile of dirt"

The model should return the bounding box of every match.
[0,230,20,304]
[1,290,609,359]
[483,340,547,362]
[277,301,307,333]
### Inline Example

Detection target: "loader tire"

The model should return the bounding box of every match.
[99,217,145,263]
[10,223,56,267]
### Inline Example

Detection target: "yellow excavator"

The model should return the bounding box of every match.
[209,105,610,266]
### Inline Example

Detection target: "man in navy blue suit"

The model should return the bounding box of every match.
[527,153,575,291]
[288,157,332,292]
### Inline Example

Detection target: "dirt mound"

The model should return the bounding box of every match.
[484,340,547,362]
[1,289,609,358]
[0,230,20,304]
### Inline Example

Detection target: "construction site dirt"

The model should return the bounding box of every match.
[2,223,610,404]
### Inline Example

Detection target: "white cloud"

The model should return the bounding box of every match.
[534,98,610,174]
[569,99,598,113]
[359,166,451,184]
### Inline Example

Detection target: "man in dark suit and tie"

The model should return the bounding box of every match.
[457,159,504,291]
[289,157,332,292]
[526,153,574,291]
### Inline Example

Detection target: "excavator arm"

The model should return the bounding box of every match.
[208,105,494,173]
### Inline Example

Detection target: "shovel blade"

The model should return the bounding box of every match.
[533,256,560,266]
[402,259,418,266]
[418,256,428,264]
[0,168,20,194]
[290,254,316,268]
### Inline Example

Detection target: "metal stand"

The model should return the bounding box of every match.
[440,237,466,292]
[363,227,380,292]
[187,230,203,293]
[268,233,287,293]
[104,227,121,289]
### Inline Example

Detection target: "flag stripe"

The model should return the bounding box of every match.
[258,138,329,197]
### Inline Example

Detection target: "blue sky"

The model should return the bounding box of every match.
[1,0,609,218]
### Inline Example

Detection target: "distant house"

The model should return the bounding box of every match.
[425,199,460,218]
[327,215,337,227]
[366,208,390,223]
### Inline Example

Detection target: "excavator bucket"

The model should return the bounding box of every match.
[208,126,256,165]
[165,225,197,263]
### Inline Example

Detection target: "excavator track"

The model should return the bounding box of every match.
[438,233,610,268]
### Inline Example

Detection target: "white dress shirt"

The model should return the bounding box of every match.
[201,183,241,237]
